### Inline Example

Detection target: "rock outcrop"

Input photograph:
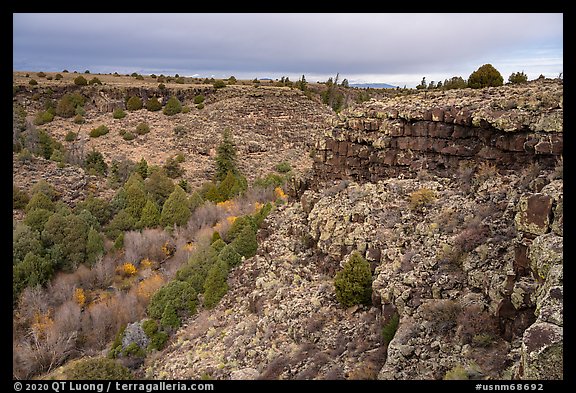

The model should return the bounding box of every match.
[313,79,562,183]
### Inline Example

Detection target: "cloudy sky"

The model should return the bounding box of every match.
[13,13,563,88]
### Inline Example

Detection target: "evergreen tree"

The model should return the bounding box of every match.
[160,186,191,228]
[145,168,175,207]
[203,259,229,309]
[13,252,54,298]
[26,191,55,213]
[13,223,43,265]
[188,191,204,212]
[468,64,504,88]
[215,128,239,182]
[86,227,104,266]
[106,209,136,240]
[334,252,373,307]
[137,199,161,229]
[124,177,147,220]
[218,244,243,269]
[23,208,53,233]
[135,158,149,179]
[231,225,258,259]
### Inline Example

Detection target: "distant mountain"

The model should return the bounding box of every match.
[349,83,398,89]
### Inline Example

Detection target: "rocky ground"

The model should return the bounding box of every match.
[147,159,562,379]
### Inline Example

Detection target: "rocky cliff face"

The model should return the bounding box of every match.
[313,79,562,183]
[149,80,562,380]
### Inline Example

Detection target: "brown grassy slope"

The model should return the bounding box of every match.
[14,72,336,191]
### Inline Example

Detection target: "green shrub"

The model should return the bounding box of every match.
[66,357,133,380]
[508,71,528,84]
[163,157,184,179]
[34,110,54,125]
[252,202,273,227]
[89,125,110,138]
[226,215,257,243]
[142,320,168,351]
[334,252,372,307]
[182,106,190,113]
[213,80,226,89]
[218,244,242,269]
[73,114,85,124]
[13,223,42,265]
[193,95,205,104]
[254,173,285,189]
[13,185,30,210]
[122,131,135,141]
[89,77,102,85]
[231,224,258,259]
[108,325,126,359]
[468,64,503,89]
[146,97,162,111]
[409,188,436,211]
[29,79,38,86]
[176,244,218,293]
[123,342,145,357]
[381,313,400,344]
[74,75,88,86]
[84,149,108,176]
[56,93,85,118]
[135,122,150,135]
[25,191,55,213]
[37,72,46,78]
[23,208,53,233]
[196,103,205,110]
[147,280,198,320]
[203,259,229,308]
[13,252,54,297]
[163,96,182,116]
[126,96,143,111]
[158,83,166,90]
[211,231,222,244]
[65,131,78,141]
[443,365,469,380]
[211,239,227,253]
[113,108,126,119]
[55,73,63,80]
[275,161,291,173]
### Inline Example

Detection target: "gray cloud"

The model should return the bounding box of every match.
[13,13,563,86]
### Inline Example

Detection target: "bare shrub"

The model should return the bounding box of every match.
[53,300,83,334]
[259,355,289,380]
[93,255,117,287]
[324,364,345,380]
[17,286,51,323]
[456,303,499,345]
[124,229,171,263]
[420,299,461,335]
[75,264,98,290]
[47,271,79,307]
[453,224,490,253]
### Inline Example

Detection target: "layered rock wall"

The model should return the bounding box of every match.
[313,79,563,183]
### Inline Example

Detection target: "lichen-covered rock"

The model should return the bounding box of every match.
[122,321,150,352]
[526,233,563,280]
[520,322,563,380]
[514,194,554,235]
